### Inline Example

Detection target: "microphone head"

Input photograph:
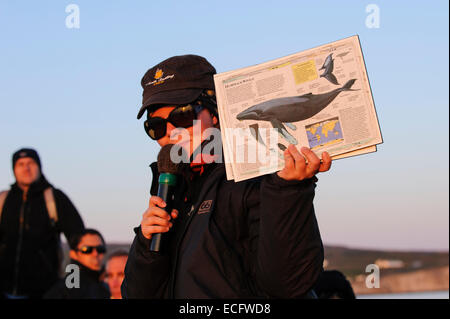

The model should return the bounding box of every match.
[157,144,184,174]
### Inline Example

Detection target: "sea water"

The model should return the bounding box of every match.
[358,290,449,299]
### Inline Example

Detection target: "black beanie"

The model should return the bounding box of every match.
[12,148,42,170]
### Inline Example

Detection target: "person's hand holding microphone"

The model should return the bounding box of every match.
[141,144,183,252]
[141,196,178,240]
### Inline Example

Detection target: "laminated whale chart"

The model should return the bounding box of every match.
[214,35,383,182]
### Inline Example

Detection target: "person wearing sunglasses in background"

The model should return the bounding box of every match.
[122,55,332,299]
[44,228,110,299]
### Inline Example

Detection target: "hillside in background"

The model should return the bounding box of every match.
[323,245,449,277]
[322,245,449,294]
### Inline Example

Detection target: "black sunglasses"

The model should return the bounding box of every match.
[144,103,203,140]
[143,90,217,141]
[78,245,107,254]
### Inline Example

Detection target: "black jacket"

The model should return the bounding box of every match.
[44,260,110,299]
[122,162,324,298]
[0,175,85,298]
[313,270,356,299]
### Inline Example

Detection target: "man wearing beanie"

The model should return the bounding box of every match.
[0,148,85,298]
[122,55,332,299]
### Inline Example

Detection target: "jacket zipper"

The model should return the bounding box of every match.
[168,165,222,298]
[12,192,27,296]
[168,204,196,298]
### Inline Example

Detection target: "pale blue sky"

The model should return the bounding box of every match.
[0,1,448,251]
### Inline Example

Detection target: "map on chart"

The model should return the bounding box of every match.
[306,117,343,150]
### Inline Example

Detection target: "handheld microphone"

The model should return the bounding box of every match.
[150,144,182,252]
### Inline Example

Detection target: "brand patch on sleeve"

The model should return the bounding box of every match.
[197,200,213,215]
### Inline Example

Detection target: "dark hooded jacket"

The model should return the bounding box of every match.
[0,175,85,298]
[43,260,110,299]
[122,161,324,299]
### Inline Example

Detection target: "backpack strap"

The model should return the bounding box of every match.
[0,188,58,225]
[0,190,10,222]
[43,187,58,225]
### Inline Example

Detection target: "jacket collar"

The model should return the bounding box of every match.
[69,259,104,281]
[10,174,53,197]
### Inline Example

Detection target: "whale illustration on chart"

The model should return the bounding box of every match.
[319,53,339,85]
[236,79,357,145]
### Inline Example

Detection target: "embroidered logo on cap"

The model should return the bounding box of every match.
[145,68,175,87]
[154,68,163,80]
[198,200,213,215]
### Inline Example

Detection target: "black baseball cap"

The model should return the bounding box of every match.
[137,55,216,119]
[12,148,41,170]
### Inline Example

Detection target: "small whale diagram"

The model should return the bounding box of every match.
[236,79,357,146]
[319,53,339,85]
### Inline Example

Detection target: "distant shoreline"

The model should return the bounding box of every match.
[350,266,449,295]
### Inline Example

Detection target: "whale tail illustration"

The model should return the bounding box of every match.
[322,72,339,85]
[340,79,357,91]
